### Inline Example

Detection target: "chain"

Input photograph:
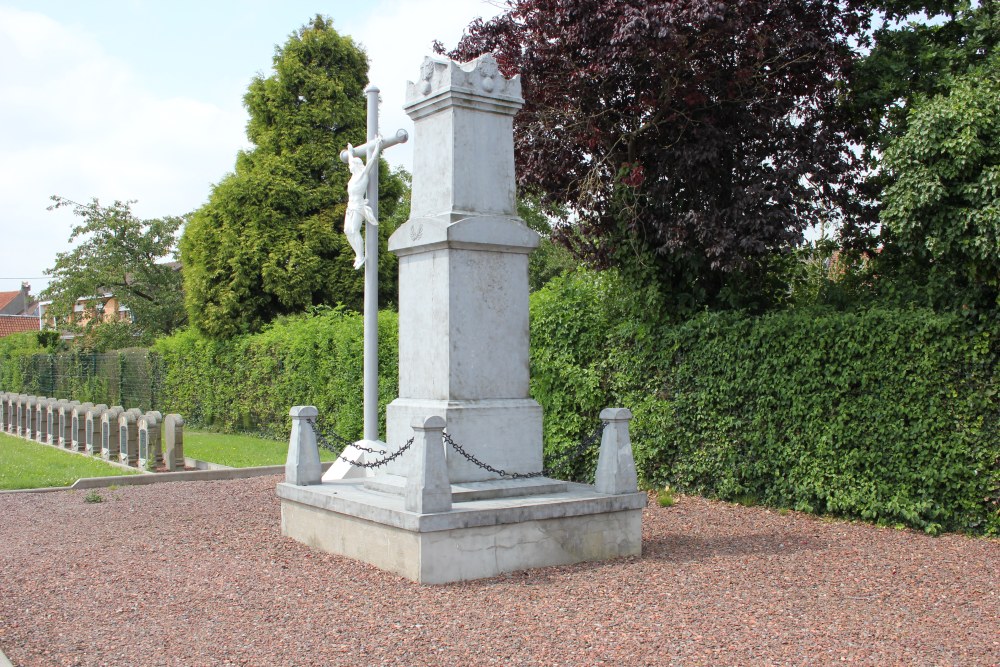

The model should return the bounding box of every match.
[306,416,414,469]
[443,421,608,481]
[305,415,608,479]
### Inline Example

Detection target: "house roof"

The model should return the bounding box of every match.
[0,291,21,311]
[0,315,39,337]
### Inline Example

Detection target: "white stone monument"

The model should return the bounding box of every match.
[277,55,644,584]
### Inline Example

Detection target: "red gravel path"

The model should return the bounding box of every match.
[0,476,997,666]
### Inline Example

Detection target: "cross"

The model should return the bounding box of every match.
[339,84,408,443]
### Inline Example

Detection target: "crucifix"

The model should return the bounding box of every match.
[339,84,408,444]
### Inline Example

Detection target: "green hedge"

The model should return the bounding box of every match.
[153,306,398,440]
[4,273,997,534]
[531,271,1000,535]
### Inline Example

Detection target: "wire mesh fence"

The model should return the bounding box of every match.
[6,350,166,413]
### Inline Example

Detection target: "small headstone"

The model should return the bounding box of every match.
[71,403,94,452]
[85,405,108,455]
[118,411,139,466]
[162,414,185,471]
[0,392,7,432]
[34,398,49,444]
[59,401,80,448]
[25,397,39,440]
[15,396,25,437]
[101,407,124,460]
[45,400,60,445]
[137,412,162,470]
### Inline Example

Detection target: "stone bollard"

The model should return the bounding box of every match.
[71,403,94,451]
[137,412,162,470]
[595,408,639,495]
[118,411,140,467]
[162,414,184,471]
[286,406,322,486]
[404,416,452,514]
[85,405,108,455]
[101,407,124,460]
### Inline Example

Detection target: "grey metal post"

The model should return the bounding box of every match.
[363,83,380,443]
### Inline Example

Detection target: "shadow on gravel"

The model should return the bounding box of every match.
[641,531,828,563]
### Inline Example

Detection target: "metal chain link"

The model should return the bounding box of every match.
[306,417,414,469]
[443,421,608,481]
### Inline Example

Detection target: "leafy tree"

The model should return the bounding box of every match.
[181,16,407,339]
[874,54,1000,309]
[442,0,872,312]
[849,0,998,159]
[518,195,578,291]
[42,197,186,336]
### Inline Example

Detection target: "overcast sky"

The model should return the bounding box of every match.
[0,0,503,295]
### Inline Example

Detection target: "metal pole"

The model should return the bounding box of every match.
[363,84,379,442]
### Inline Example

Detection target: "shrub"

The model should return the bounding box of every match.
[531,270,1000,534]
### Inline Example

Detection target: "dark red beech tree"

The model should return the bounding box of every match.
[442,0,873,308]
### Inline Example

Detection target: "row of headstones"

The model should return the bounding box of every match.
[0,392,184,471]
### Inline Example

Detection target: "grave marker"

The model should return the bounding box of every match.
[34,398,49,443]
[137,412,162,470]
[71,403,94,451]
[101,407,124,460]
[162,414,185,471]
[85,404,108,455]
[118,410,142,466]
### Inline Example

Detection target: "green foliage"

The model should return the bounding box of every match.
[42,197,186,336]
[181,16,408,338]
[154,307,398,439]
[0,432,137,490]
[849,0,999,158]
[877,55,1000,309]
[530,271,1000,535]
[84,490,104,503]
[517,195,577,292]
[184,429,336,468]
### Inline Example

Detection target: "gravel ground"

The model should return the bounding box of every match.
[0,476,997,667]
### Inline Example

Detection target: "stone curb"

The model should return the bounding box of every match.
[0,462,334,495]
[0,646,14,667]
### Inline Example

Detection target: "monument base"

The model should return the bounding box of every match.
[276,480,645,584]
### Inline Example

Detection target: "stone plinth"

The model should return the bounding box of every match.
[277,480,644,584]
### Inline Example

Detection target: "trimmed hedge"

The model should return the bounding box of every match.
[153,306,399,440]
[531,271,1000,535]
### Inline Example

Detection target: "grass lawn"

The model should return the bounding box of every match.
[0,432,139,490]
[184,430,337,468]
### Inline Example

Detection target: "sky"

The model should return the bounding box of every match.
[0,0,504,295]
